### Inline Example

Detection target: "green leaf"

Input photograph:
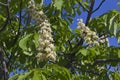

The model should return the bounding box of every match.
[76,7,81,15]
[118,37,120,44]
[109,14,119,36]
[17,71,33,80]
[67,17,73,24]
[47,64,71,80]
[32,71,42,80]
[80,49,88,56]
[95,49,100,55]
[52,25,57,30]
[41,73,46,80]
[0,14,5,21]
[23,51,33,56]
[113,22,117,36]
[118,50,120,58]
[19,34,33,50]
[33,33,39,48]
[53,0,63,11]
[9,74,19,80]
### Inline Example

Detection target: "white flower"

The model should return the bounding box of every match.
[42,29,48,33]
[85,38,91,42]
[85,27,90,31]
[41,26,48,30]
[40,42,46,46]
[99,39,105,43]
[44,34,50,38]
[87,32,92,36]
[49,37,54,42]
[46,53,56,61]
[44,40,50,44]
[41,22,50,26]
[48,44,55,49]
[37,47,43,51]
[93,41,99,45]
[79,19,83,22]
[36,53,46,61]
[94,36,99,40]
[39,38,42,42]
[80,23,85,27]
[92,32,96,36]
[45,47,51,53]
[38,11,44,15]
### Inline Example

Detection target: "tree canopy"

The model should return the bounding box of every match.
[0,0,120,80]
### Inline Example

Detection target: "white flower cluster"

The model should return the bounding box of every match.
[77,19,108,47]
[28,1,56,61]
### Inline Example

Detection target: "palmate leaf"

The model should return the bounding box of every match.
[32,70,46,80]
[19,34,33,50]
[79,49,88,56]
[89,10,120,36]
[118,50,120,58]
[118,37,120,44]
[109,13,119,36]
[9,64,72,80]
[9,71,33,80]
[111,72,120,80]
[53,0,63,11]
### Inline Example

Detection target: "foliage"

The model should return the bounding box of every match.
[0,0,120,80]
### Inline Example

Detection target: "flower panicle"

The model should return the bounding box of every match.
[77,19,109,47]
[28,0,56,62]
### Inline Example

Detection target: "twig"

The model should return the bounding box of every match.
[18,0,22,33]
[78,1,89,12]
[85,0,95,26]
[93,58,120,66]
[92,0,105,13]
[0,48,9,80]
[68,40,72,49]
[72,38,83,52]
[75,65,100,75]
[0,2,8,6]
[0,18,9,33]
[0,0,10,34]
[13,0,22,46]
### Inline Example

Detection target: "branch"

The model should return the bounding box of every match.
[0,18,9,33]
[93,58,120,66]
[0,48,9,80]
[73,58,120,75]
[19,0,22,30]
[74,65,100,75]
[0,0,10,34]
[0,2,8,6]
[85,0,95,26]
[12,0,22,46]
[68,40,72,49]
[72,38,83,53]
[78,1,89,12]
[92,0,105,13]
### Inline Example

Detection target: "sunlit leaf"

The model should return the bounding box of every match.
[19,34,33,50]
[109,13,119,36]
[118,50,120,58]
[53,0,63,11]
[33,33,39,48]
[118,37,120,44]
[80,49,88,56]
